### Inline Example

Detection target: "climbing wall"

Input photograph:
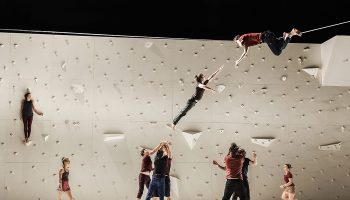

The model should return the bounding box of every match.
[0,32,350,200]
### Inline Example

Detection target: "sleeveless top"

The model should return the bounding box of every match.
[22,100,33,116]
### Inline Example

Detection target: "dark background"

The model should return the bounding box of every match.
[0,1,349,43]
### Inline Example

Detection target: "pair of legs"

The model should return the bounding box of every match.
[136,173,151,199]
[222,179,246,200]
[281,186,297,200]
[58,181,74,200]
[171,99,197,129]
[261,28,301,56]
[152,176,171,200]
[22,115,33,143]
[233,178,249,200]
[58,190,74,200]
[145,176,165,200]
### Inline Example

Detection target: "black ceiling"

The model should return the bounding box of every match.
[1,1,349,43]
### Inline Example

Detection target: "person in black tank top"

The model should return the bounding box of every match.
[20,92,43,145]
[58,157,74,200]
[145,142,171,200]
[169,65,224,130]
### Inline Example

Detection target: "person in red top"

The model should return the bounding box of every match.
[136,142,165,200]
[215,143,246,200]
[234,28,302,66]
[280,164,298,200]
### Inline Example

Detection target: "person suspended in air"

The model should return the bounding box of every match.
[234,28,302,66]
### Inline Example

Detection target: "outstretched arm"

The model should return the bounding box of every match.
[207,65,224,82]
[213,160,226,171]
[165,143,172,158]
[149,142,165,156]
[198,84,216,92]
[249,151,257,166]
[235,46,249,66]
[32,102,43,116]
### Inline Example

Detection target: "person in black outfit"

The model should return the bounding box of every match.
[145,142,170,200]
[232,150,257,200]
[20,92,43,145]
[169,65,224,130]
[153,142,173,200]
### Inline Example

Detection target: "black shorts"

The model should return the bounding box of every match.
[153,176,171,197]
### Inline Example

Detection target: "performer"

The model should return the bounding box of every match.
[280,164,298,200]
[234,28,302,65]
[169,65,224,130]
[153,142,173,200]
[20,92,43,145]
[145,142,170,200]
[58,157,74,200]
[214,143,246,200]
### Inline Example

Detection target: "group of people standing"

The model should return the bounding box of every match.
[137,142,172,200]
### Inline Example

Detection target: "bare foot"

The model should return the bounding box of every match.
[291,28,302,36]
[167,123,176,131]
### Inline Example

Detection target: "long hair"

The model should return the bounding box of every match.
[24,93,31,100]
[194,74,204,83]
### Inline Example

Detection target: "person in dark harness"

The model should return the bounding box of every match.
[169,65,224,130]
[20,92,43,145]
[234,28,302,66]
[58,157,75,200]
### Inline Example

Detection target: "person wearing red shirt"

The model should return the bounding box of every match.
[214,143,247,200]
[280,164,298,200]
[234,28,302,66]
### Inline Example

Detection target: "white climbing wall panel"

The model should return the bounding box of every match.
[1,32,350,200]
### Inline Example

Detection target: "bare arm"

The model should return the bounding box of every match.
[281,178,294,188]
[32,102,43,116]
[207,65,224,82]
[165,143,172,158]
[213,160,226,171]
[249,151,257,166]
[198,84,216,92]
[58,169,63,188]
[149,142,164,156]
[235,46,249,66]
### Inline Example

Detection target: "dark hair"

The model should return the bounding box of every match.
[62,157,70,165]
[24,93,31,98]
[229,144,239,157]
[238,148,246,157]
[234,35,240,41]
[194,74,204,83]
[155,149,164,160]
[285,163,292,169]
[140,149,146,156]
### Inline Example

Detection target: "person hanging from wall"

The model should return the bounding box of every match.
[58,157,75,200]
[168,65,224,130]
[136,142,165,200]
[214,143,246,200]
[234,28,302,66]
[213,149,257,200]
[20,92,43,145]
[145,141,170,200]
[153,142,173,200]
[280,164,298,200]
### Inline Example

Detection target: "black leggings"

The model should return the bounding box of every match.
[137,173,151,198]
[261,30,291,56]
[233,178,250,200]
[222,179,246,200]
[22,115,33,139]
[173,99,197,125]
